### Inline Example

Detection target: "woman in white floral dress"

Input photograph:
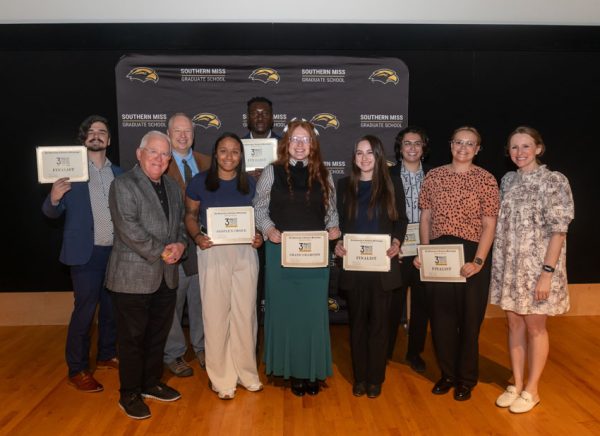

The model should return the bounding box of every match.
[490,126,574,414]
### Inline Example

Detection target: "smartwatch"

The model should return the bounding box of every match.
[542,264,555,273]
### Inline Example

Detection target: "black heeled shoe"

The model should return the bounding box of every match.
[305,380,320,396]
[290,378,305,397]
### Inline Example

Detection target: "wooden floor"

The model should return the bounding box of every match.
[1,317,599,436]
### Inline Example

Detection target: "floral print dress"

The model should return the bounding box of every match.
[490,165,574,315]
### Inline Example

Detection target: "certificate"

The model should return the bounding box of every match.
[400,223,420,257]
[206,206,255,245]
[281,231,328,268]
[241,138,278,170]
[342,233,391,272]
[36,145,89,184]
[417,244,466,283]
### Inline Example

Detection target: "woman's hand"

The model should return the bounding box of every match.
[334,240,347,257]
[413,256,422,269]
[534,273,552,301]
[195,234,213,250]
[251,232,264,249]
[266,226,282,244]
[386,238,401,258]
[327,226,341,240]
[460,262,483,278]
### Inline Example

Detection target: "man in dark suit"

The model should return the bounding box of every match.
[106,131,186,420]
[42,115,122,393]
[163,113,210,377]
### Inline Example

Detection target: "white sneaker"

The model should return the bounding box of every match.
[244,383,264,392]
[509,390,540,413]
[217,389,236,400]
[496,385,520,408]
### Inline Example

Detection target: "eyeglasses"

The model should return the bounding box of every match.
[402,140,423,147]
[450,139,478,148]
[142,147,171,159]
[290,136,311,145]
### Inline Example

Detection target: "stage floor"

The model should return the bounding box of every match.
[1,317,599,435]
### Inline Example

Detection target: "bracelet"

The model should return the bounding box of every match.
[542,264,555,273]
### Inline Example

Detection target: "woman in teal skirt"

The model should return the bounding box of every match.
[253,119,340,396]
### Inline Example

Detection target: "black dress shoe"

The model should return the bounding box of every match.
[432,378,454,395]
[305,380,320,396]
[352,381,367,397]
[366,383,382,399]
[290,378,305,397]
[406,354,426,373]
[454,384,472,401]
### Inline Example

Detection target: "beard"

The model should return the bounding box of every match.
[86,140,107,152]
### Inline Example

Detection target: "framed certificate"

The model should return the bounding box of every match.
[206,206,255,245]
[400,223,420,257]
[342,233,391,272]
[281,231,328,268]
[36,145,89,184]
[241,138,278,170]
[417,244,466,283]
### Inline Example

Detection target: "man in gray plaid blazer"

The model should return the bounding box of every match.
[106,130,187,420]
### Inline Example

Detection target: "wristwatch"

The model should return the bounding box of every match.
[473,257,484,266]
[542,264,555,273]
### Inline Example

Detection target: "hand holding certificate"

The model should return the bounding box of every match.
[417,244,466,282]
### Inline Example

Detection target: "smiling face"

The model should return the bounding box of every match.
[399,132,424,164]
[508,133,542,172]
[136,134,171,182]
[216,136,242,179]
[288,126,311,161]
[84,121,111,152]
[450,130,480,164]
[167,115,194,157]
[355,140,375,180]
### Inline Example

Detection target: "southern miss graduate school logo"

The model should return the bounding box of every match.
[310,113,340,130]
[328,297,340,312]
[369,68,399,85]
[126,67,159,83]
[192,113,222,129]
[248,68,280,84]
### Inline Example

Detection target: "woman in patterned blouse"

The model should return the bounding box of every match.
[490,126,574,413]
[414,126,499,401]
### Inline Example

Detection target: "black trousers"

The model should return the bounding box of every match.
[425,236,490,388]
[388,256,429,358]
[110,281,176,395]
[344,273,392,385]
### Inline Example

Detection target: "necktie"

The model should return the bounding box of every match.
[182,159,192,185]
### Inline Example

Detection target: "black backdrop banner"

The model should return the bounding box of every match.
[115,54,409,323]
[115,54,409,176]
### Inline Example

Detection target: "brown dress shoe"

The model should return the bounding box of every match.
[68,371,104,392]
[96,357,119,369]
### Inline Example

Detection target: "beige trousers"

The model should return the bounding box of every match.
[197,244,260,392]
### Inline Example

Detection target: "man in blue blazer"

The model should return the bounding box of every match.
[106,130,186,420]
[42,115,122,393]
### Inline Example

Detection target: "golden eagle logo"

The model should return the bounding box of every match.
[369,68,399,85]
[310,113,340,130]
[126,67,159,83]
[192,113,222,129]
[328,298,340,312]
[248,68,280,84]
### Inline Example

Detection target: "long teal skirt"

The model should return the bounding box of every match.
[263,241,333,381]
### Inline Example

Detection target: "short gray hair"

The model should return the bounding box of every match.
[139,130,172,152]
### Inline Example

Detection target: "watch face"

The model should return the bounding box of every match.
[473,257,483,265]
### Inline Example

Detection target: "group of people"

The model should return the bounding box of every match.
[43,97,574,420]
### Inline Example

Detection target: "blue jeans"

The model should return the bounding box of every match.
[163,265,204,363]
[66,245,116,377]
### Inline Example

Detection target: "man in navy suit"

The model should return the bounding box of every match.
[42,115,122,393]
